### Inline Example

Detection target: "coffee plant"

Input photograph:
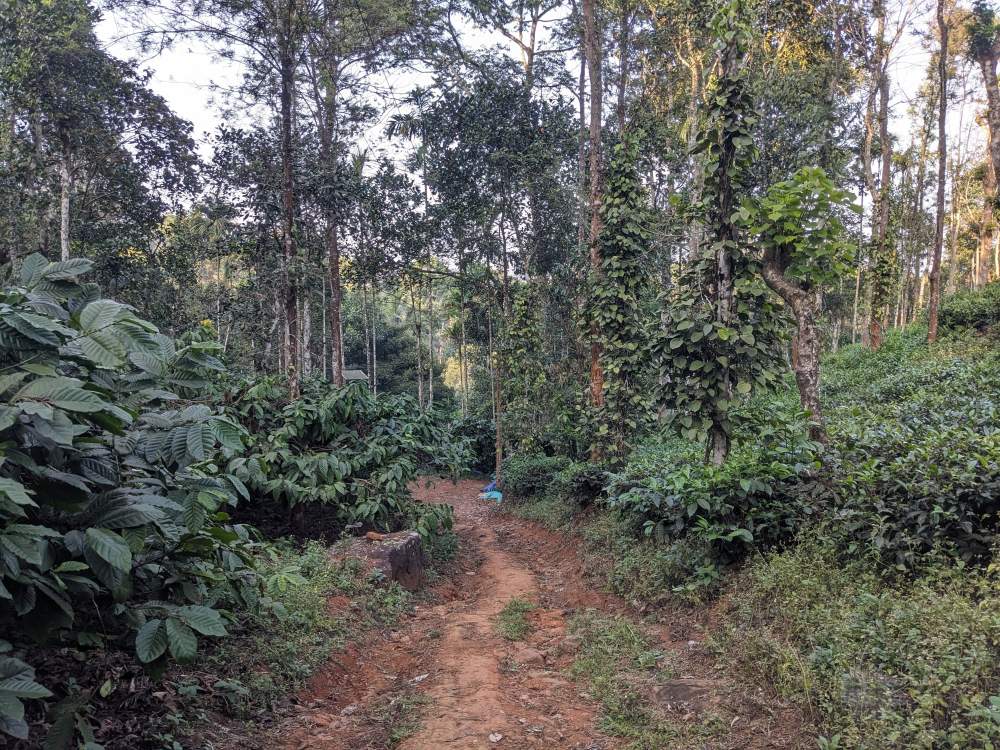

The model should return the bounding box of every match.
[0,255,257,740]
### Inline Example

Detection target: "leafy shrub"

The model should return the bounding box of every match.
[0,255,258,741]
[500,453,570,501]
[550,461,608,507]
[723,539,1000,748]
[605,414,824,563]
[937,281,1000,332]
[452,416,495,474]
[227,382,467,534]
[581,512,719,604]
[822,332,1000,569]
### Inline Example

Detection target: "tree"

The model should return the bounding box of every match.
[655,0,783,466]
[967,0,1000,288]
[0,0,196,263]
[752,167,854,442]
[590,133,652,460]
[929,0,950,342]
[582,0,605,432]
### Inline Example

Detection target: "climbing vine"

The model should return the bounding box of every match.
[589,133,654,461]
[653,0,784,464]
[501,282,548,451]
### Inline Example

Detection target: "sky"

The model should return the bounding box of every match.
[95,1,983,177]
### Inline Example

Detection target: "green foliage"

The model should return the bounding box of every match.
[605,416,823,564]
[451,415,495,473]
[723,539,1000,748]
[499,453,570,501]
[589,133,654,460]
[937,281,1000,332]
[824,330,1000,568]
[227,380,467,534]
[500,283,548,451]
[654,0,785,454]
[549,461,607,508]
[0,254,257,740]
[495,597,535,641]
[750,166,856,287]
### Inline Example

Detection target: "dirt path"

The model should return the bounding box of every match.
[273,479,806,750]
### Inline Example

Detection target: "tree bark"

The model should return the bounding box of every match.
[976,49,1000,286]
[870,22,892,351]
[928,0,948,343]
[59,148,72,262]
[761,259,826,443]
[582,0,605,430]
[278,29,300,399]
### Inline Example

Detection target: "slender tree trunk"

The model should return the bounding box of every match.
[762,260,826,443]
[302,295,312,375]
[977,52,1000,286]
[928,0,948,342]
[870,33,892,350]
[577,46,588,255]
[59,145,72,261]
[278,34,300,399]
[617,1,630,132]
[409,284,424,408]
[582,0,605,436]
[363,284,371,386]
[322,274,328,378]
[327,224,344,385]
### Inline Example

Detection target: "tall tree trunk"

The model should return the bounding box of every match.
[617,1,630,132]
[582,0,605,433]
[928,0,948,342]
[321,274,328,378]
[302,295,312,375]
[869,22,892,351]
[409,284,424,408]
[327,224,344,385]
[363,283,371,387]
[278,33,300,399]
[59,144,72,261]
[977,51,1000,286]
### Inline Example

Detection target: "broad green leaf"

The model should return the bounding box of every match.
[176,605,227,636]
[165,618,197,662]
[15,378,106,413]
[134,619,167,663]
[84,528,132,572]
[79,300,124,334]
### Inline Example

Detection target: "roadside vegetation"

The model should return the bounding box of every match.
[501,284,1000,746]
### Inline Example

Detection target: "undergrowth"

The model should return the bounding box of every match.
[496,597,536,641]
[568,610,724,748]
[167,541,411,744]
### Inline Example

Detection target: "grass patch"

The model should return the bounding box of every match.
[568,610,722,749]
[510,494,576,530]
[496,597,536,641]
[366,689,429,747]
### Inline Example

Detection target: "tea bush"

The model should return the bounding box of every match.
[722,539,1000,748]
[499,453,570,501]
[936,280,1000,332]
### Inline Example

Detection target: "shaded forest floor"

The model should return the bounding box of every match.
[241,478,806,750]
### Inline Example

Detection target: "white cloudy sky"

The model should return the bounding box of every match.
[95,1,984,175]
